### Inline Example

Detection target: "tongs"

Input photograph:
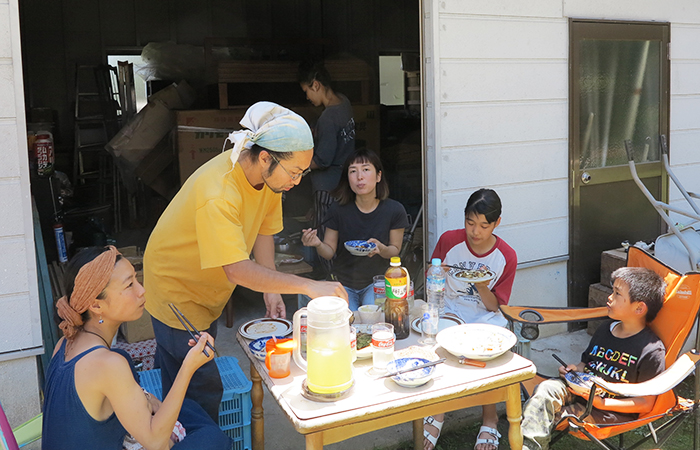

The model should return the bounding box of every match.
[376,358,446,380]
[169,303,218,357]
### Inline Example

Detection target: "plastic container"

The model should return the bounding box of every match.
[426,258,446,314]
[139,356,252,450]
[34,131,54,176]
[384,257,410,340]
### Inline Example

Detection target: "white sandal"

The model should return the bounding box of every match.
[423,415,444,450]
[474,425,501,450]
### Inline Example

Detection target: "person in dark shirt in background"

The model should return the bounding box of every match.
[298,60,356,274]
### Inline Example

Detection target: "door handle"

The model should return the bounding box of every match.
[581,172,591,184]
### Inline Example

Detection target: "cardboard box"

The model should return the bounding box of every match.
[107,100,175,167]
[352,104,380,153]
[587,283,612,336]
[176,109,247,184]
[121,308,155,343]
[600,248,627,288]
[176,104,380,184]
[116,249,153,343]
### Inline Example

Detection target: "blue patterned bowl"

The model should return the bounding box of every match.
[248,336,288,361]
[564,371,608,397]
[344,240,376,257]
[386,357,434,388]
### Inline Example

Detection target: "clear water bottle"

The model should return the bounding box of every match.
[426,258,446,314]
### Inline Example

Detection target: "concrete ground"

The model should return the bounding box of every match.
[216,288,592,450]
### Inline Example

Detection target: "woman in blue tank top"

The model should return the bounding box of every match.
[42,246,230,449]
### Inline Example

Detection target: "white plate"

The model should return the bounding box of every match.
[275,253,304,265]
[436,323,517,361]
[410,315,464,334]
[239,318,292,340]
[449,268,496,284]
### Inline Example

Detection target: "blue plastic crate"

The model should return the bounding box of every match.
[215,356,252,450]
[138,356,252,450]
[138,367,163,400]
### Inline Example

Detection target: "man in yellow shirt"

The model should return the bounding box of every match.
[144,102,347,420]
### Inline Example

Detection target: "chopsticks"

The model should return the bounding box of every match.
[426,262,463,271]
[552,353,583,383]
[376,358,447,380]
[169,303,218,357]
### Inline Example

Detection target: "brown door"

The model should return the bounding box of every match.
[569,20,669,308]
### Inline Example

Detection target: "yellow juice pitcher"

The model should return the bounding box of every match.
[293,296,353,395]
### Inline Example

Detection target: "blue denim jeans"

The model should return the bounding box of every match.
[299,282,375,311]
[346,283,375,311]
[173,399,232,449]
[151,316,223,423]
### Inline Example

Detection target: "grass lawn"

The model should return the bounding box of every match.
[378,376,699,450]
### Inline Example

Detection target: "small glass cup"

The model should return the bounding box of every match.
[373,275,386,310]
[371,322,395,373]
[419,303,440,345]
[350,326,357,363]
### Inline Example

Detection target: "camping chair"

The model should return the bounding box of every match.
[0,401,42,450]
[501,246,700,450]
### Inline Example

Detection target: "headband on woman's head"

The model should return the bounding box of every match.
[56,246,120,339]
[222,101,314,165]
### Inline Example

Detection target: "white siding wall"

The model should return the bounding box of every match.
[423,0,700,312]
[668,24,700,226]
[0,0,43,428]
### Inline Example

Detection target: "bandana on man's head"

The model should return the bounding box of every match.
[223,101,314,165]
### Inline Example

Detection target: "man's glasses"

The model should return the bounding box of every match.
[269,153,310,181]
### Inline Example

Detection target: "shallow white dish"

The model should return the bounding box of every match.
[386,357,434,387]
[239,318,292,340]
[436,323,517,361]
[449,268,496,284]
[248,335,289,361]
[344,240,376,257]
[410,314,464,334]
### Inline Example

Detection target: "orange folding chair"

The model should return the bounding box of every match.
[501,246,700,450]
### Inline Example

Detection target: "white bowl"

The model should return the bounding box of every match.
[248,335,288,361]
[386,357,434,387]
[357,305,383,324]
[344,240,376,257]
[436,323,517,361]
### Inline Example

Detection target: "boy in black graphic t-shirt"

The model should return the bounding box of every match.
[521,267,666,450]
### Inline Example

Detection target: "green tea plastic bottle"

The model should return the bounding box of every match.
[384,256,410,339]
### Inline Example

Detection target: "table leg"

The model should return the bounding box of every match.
[505,383,523,450]
[250,364,265,450]
[306,432,323,450]
[412,418,423,449]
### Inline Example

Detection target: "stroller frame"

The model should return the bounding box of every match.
[625,134,700,271]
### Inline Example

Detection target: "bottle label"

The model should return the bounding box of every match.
[385,276,407,300]
[372,336,395,348]
[426,277,445,292]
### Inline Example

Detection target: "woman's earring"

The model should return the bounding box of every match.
[99,315,104,324]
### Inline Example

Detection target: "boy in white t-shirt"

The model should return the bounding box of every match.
[424,188,517,450]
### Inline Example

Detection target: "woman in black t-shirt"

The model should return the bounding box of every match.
[301,148,408,310]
